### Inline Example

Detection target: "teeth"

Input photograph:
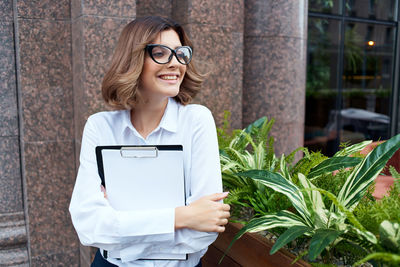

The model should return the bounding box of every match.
[160,75,177,80]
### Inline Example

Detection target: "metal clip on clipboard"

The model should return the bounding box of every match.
[120,146,158,158]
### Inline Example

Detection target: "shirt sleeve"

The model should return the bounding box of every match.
[150,106,223,255]
[69,117,176,254]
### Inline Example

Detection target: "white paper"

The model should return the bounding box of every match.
[101,147,186,260]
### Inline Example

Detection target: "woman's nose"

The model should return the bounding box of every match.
[167,53,180,68]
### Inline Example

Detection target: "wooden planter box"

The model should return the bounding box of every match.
[202,222,310,267]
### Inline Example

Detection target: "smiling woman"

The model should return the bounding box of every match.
[69,16,230,267]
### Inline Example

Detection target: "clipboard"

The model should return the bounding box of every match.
[96,145,187,261]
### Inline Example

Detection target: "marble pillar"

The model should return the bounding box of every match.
[15,0,80,265]
[71,0,135,265]
[172,0,244,129]
[0,1,29,265]
[243,0,308,155]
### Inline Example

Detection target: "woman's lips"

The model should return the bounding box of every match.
[159,75,178,80]
[158,74,180,84]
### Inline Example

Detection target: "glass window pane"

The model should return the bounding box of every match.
[309,0,341,14]
[341,22,396,144]
[305,18,341,155]
[345,0,398,21]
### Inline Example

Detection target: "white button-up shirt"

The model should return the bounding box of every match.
[69,98,222,266]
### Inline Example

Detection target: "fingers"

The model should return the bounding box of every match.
[208,192,229,201]
[222,203,230,211]
[220,218,229,226]
[220,211,230,219]
[216,225,226,233]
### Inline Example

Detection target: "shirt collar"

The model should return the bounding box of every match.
[123,97,178,134]
[158,98,178,133]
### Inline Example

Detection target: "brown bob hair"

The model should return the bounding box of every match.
[102,16,204,109]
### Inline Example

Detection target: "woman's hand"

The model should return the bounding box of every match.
[175,192,230,233]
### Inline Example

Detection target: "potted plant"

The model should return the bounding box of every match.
[203,115,400,266]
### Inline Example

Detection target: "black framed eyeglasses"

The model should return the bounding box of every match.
[146,44,192,65]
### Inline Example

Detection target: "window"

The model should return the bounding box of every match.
[306,0,399,155]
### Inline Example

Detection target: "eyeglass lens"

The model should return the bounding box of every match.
[150,45,192,65]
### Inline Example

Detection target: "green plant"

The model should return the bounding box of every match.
[217,110,241,149]
[223,134,400,265]
[219,117,293,217]
[354,166,400,235]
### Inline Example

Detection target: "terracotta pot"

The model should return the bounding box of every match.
[360,141,400,199]
[202,222,310,267]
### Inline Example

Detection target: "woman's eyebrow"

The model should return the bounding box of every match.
[158,43,183,49]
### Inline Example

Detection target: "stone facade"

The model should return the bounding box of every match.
[0,0,307,266]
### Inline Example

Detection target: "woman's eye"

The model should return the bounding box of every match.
[153,51,165,58]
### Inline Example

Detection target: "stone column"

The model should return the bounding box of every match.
[0,0,28,265]
[14,0,79,265]
[71,0,136,265]
[172,0,244,129]
[243,0,308,155]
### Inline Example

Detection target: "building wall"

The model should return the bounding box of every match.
[0,0,307,265]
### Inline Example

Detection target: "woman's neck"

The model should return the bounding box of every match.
[130,98,168,139]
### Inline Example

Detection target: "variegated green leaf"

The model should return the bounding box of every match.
[254,142,265,169]
[338,134,400,210]
[298,173,325,209]
[308,229,342,260]
[345,224,377,244]
[225,147,247,167]
[298,174,327,227]
[270,226,311,255]
[308,156,362,179]
[280,154,292,181]
[308,188,366,231]
[238,170,312,225]
[221,210,308,263]
[334,140,372,157]
[221,161,240,172]
[244,210,308,233]
[229,129,248,151]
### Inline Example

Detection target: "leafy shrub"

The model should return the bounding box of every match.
[223,134,400,265]
[354,166,400,235]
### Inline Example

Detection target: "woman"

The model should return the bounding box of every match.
[69,16,230,267]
